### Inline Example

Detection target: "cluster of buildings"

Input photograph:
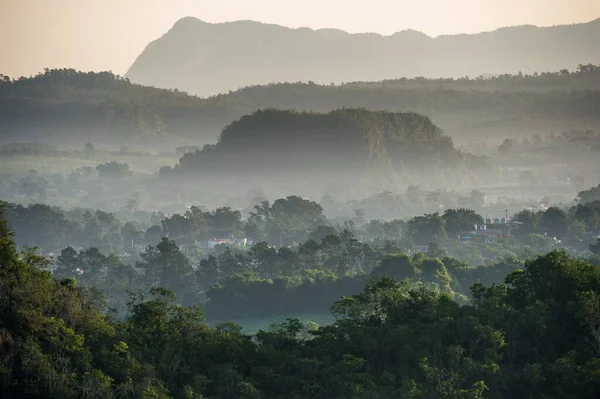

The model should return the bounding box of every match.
[457,217,521,244]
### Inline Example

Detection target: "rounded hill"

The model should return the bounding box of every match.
[164,108,469,195]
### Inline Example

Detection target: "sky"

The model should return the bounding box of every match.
[2,0,599,78]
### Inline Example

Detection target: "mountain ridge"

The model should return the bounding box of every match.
[165,16,600,40]
[126,17,600,96]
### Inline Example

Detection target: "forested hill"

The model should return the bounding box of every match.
[0,69,236,148]
[161,109,482,195]
[126,16,600,96]
[2,67,600,147]
[202,67,600,139]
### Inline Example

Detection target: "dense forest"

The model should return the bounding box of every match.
[5,184,600,256]
[0,69,225,147]
[3,182,599,320]
[2,203,600,398]
[2,66,600,148]
[5,6,600,398]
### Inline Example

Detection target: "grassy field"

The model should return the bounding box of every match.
[209,312,336,334]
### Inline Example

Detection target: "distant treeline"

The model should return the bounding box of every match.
[0,142,153,157]
[4,182,600,257]
[1,66,600,143]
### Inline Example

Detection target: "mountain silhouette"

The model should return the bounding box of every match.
[126,17,600,96]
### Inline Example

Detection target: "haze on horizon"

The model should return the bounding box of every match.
[2,0,599,78]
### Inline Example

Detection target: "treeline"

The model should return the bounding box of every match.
[363,63,600,91]
[51,226,380,310]
[2,209,600,398]
[217,82,600,126]
[22,202,596,320]
[2,66,600,144]
[0,69,227,141]
[204,252,524,320]
[4,183,600,259]
[4,65,598,100]
[0,68,198,105]
[1,196,329,253]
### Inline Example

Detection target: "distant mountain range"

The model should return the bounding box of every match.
[126,17,600,96]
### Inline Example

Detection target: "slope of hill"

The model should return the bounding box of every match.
[204,75,600,140]
[127,17,600,96]
[160,108,488,197]
[2,67,600,148]
[0,69,226,148]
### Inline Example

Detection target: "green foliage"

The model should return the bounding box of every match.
[578,183,600,203]
[542,206,569,238]
[137,239,197,305]
[0,69,199,140]
[3,66,600,146]
[443,209,484,236]
[2,200,600,397]
[167,108,462,183]
[406,212,446,245]
[591,238,600,255]
[248,196,326,246]
[95,161,131,178]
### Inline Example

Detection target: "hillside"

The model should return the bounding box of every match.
[2,67,600,148]
[160,108,488,196]
[0,69,227,148]
[204,71,600,140]
[127,17,600,96]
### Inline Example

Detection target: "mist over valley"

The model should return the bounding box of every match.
[2,5,600,398]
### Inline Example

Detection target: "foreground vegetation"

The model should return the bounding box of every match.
[2,209,600,398]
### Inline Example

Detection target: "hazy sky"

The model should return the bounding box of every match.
[2,0,599,77]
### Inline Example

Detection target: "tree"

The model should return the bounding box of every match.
[443,209,483,236]
[252,196,326,246]
[573,201,600,230]
[95,161,130,178]
[512,209,538,236]
[371,254,417,281]
[197,255,220,290]
[121,222,143,251]
[352,208,366,225]
[161,214,194,244]
[542,207,569,238]
[309,225,338,243]
[578,184,600,203]
[209,207,242,237]
[249,241,279,277]
[425,242,447,259]
[145,225,163,244]
[591,238,600,255]
[0,207,117,397]
[137,238,196,304]
[406,213,446,245]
